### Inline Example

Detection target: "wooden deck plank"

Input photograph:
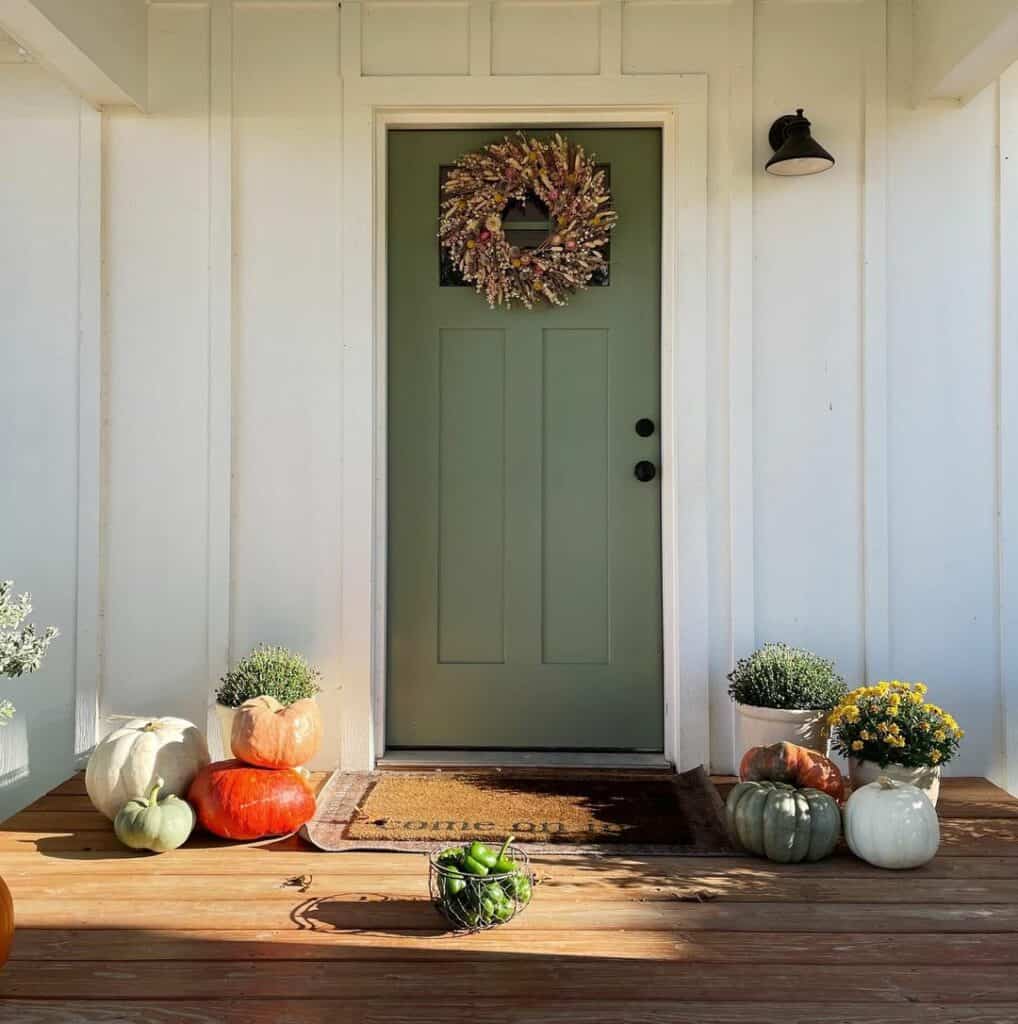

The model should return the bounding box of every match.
[6,1002,1018,1024]
[3,961,1018,1002]
[7,870,1018,904]
[11,928,1018,965]
[1,849,1015,879]
[10,896,1018,931]
[4,818,1018,855]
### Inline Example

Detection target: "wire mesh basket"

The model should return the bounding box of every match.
[428,846,534,932]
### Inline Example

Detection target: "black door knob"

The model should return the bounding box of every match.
[634,460,657,482]
[635,418,655,437]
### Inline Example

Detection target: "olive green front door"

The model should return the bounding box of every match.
[387,128,663,751]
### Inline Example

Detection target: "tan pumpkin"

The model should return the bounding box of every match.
[739,741,846,802]
[230,695,322,769]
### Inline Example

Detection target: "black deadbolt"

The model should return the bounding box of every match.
[634,461,657,483]
[635,418,655,437]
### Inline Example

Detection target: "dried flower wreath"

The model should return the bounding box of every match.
[438,133,617,309]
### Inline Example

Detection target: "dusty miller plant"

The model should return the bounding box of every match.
[727,642,847,711]
[1,580,58,724]
[216,644,321,708]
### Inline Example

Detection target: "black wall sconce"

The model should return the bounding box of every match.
[766,109,835,176]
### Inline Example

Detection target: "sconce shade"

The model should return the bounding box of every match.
[766,109,834,176]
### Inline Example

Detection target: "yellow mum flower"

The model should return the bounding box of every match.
[860,730,871,741]
[930,749,942,763]
[851,740,864,751]
[888,723,901,736]
[933,729,946,742]
[908,691,924,704]
[913,682,928,695]
[844,706,861,722]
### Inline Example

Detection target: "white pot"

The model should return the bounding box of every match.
[849,758,941,807]
[735,704,831,757]
[214,702,238,760]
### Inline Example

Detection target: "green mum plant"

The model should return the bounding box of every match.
[1,580,59,724]
[727,642,847,711]
[216,644,321,708]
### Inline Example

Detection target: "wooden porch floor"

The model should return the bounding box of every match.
[1,774,1017,1023]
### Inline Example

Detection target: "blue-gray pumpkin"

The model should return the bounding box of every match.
[726,780,841,863]
[114,777,195,853]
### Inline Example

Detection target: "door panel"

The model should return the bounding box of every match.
[437,328,506,665]
[387,128,663,751]
[542,328,610,665]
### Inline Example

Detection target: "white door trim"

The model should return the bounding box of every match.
[339,71,709,773]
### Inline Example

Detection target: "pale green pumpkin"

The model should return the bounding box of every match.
[114,777,195,853]
[726,780,841,863]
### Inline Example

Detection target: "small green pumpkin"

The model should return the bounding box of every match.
[114,777,195,853]
[726,780,841,863]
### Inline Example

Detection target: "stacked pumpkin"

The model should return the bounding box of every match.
[726,742,845,864]
[726,740,941,870]
[188,696,321,840]
[85,698,322,851]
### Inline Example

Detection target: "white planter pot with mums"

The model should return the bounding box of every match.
[829,680,964,808]
[728,643,847,758]
[213,644,322,764]
[848,758,942,807]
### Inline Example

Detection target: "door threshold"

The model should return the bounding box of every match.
[377,749,672,770]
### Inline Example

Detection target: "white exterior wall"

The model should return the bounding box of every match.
[2,0,1016,809]
[0,40,100,819]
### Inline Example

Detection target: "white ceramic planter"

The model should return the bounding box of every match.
[849,758,942,807]
[735,704,831,758]
[214,702,238,760]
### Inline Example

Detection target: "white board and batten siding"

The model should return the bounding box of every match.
[1,1,1017,816]
[0,37,101,816]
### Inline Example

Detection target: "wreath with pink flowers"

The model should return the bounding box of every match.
[438,133,617,309]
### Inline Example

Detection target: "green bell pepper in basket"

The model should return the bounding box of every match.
[434,835,532,928]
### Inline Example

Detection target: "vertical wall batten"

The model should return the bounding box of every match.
[341,0,377,769]
[74,100,102,763]
[999,61,1018,795]
[725,0,754,769]
[206,0,233,756]
[469,0,492,76]
[341,0,362,80]
[600,0,622,78]
[861,0,890,685]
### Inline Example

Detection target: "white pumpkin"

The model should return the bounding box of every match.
[86,717,210,820]
[844,775,940,869]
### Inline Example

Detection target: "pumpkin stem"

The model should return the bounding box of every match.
[877,776,898,790]
[148,778,164,805]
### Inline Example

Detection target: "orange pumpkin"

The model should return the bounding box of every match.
[0,876,13,966]
[188,760,316,840]
[230,695,322,769]
[739,741,846,802]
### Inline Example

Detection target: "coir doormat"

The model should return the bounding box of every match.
[302,765,734,855]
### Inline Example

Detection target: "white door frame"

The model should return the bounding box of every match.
[338,58,710,773]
